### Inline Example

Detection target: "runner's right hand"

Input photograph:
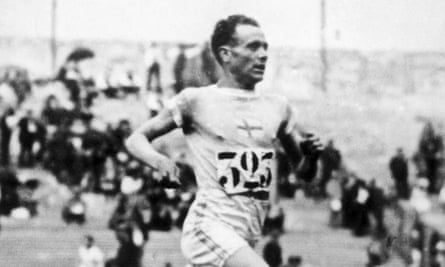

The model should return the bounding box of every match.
[154,157,181,188]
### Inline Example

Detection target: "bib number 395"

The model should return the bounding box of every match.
[216,149,274,194]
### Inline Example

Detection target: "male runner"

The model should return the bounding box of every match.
[126,14,323,267]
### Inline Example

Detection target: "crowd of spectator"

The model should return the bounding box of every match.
[1,44,445,266]
[270,119,445,266]
[0,45,211,267]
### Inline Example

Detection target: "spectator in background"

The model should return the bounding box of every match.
[389,148,410,199]
[16,179,40,217]
[145,43,162,92]
[17,110,46,167]
[434,240,445,267]
[366,234,389,267]
[200,42,220,85]
[44,119,76,183]
[0,167,20,216]
[82,118,114,192]
[0,108,16,166]
[146,59,161,92]
[78,235,105,267]
[409,178,432,213]
[41,95,69,135]
[367,179,387,236]
[56,60,82,108]
[175,190,195,229]
[319,139,342,198]
[111,120,132,152]
[352,179,371,236]
[418,121,443,194]
[7,68,31,105]
[147,169,174,232]
[62,188,87,225]
[173,45,187,93]
[263,205,285,235]
[150,202,173,231]
[108,179,151,267]
[262,229,283,267]
[341,176,370,236]
[67,117,89,186]
[340,176,356,229]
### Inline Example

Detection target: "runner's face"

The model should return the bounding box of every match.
[226,24,268,86]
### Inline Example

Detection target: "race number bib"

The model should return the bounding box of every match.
[216,148,274,195]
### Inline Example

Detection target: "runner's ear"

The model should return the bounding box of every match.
[218,46,231,63]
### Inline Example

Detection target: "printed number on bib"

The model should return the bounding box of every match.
[217,149,274,195]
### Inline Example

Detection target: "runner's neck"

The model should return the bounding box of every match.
[217,77,256,92]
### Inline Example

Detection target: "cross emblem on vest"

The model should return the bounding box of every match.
[236,118,263,138]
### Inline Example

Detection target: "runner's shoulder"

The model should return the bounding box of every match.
[177,85,214,102]
[259,92,292,110]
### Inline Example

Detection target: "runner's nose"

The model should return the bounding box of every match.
[257,46,267,62]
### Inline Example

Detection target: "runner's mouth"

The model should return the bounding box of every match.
[253,65,265,72]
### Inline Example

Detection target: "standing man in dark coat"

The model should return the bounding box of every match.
[389,148,410,199]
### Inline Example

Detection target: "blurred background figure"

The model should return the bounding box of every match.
[409,177,432,213]
[366,179,387,236]
[81,118,113,193]
[145,43,162,93]
[389,147,410,200]
[173,45,187,94]
[416,121,444,194]
[108,175,151,267]
[41,94,69,137]
[78,235,105,267]
[0,107,16,166]
[262,229,282,267]
[17,109,46,167]
[62,188,87,225]
[319,139,342,198]
[263,205,285,235]
[0,66,31,106]
[199,42,220,85]
[56,47,95,110]
[0,167,20,216]
[366,234,389,267]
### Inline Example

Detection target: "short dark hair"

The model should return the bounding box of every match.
[210,14,260,64]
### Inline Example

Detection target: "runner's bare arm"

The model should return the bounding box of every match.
[278,127,323,183]
[125,109,180,180]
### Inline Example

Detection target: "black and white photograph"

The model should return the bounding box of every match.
[1,0,445,266]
